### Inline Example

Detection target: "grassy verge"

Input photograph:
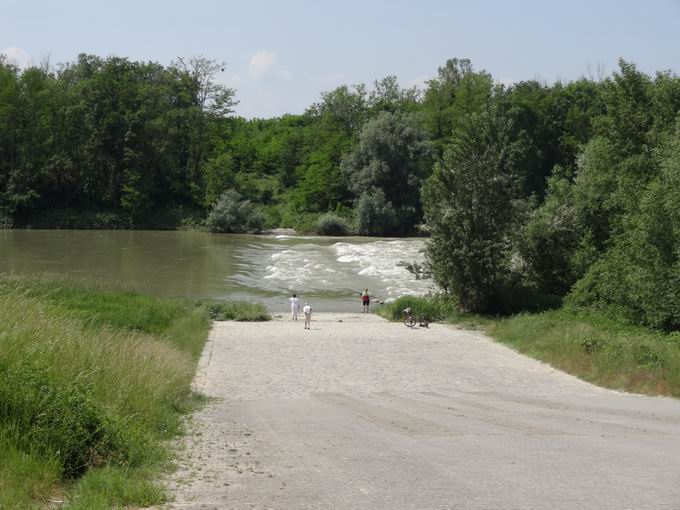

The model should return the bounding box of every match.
[207,301,270,321]
[0,274,212,509]
[489,309,680,397]
[378,295,680,398]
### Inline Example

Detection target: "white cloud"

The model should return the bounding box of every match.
[1,46,32,68]
[249,50,276,79]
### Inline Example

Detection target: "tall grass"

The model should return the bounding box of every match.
[0,274,210,508]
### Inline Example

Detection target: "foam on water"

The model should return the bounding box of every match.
[230,237,433,300]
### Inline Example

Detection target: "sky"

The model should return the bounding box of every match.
[2,0,680,118]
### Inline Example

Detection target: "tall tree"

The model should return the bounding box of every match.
[342,111,431,234]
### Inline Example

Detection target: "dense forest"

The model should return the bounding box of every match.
[2,54,680,329]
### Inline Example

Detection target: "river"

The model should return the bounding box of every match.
[0,230,433,312]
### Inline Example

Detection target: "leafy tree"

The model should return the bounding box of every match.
[422,108,517,311]
[518,168,581,294]
[355,190,398,236]
[206,189,263,233]
[368,76,420,114]
[204,153,236,207]
[422,58,494,151]
[341,111,431,234]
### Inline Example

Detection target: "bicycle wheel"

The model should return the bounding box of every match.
[406,316,416,328]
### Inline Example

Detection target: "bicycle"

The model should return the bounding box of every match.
[402,307,429,328]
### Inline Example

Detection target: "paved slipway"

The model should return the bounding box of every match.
[162,313,680,510]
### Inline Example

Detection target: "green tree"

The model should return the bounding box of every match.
[422,58,494,152]
[341,111,431,234]
[206,189,263,233]
[355,190,398,236]
[422,108,517,311]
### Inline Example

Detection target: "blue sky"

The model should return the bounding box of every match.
[2,0,679,118]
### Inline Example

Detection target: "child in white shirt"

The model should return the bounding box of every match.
[303,303,312,329]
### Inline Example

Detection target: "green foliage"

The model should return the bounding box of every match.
[0,54,234,226]
[564,66,680,331]
[316,213,352,236]
[378,295,451,322]
[342,111,431,234]
[422,58,494,152]
[422,107,518,311]
[206,302,270,321]
[354,190,398,236]
[0,275,210,507]
[206,189,264,233]
[204,153,237,207]
[518,168,582,294]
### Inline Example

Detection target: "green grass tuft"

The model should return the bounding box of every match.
[207,301,271,321]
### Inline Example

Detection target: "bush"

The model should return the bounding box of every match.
[207,302,270,321]
[316,213,351,236]
[206,190,264,234]
[567,164,680,331]
[0,213,13,229]
[379,295,450,323]
[355,190,398,236]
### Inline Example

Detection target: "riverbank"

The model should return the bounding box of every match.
[378,297,680,398]
[0,275,210,508]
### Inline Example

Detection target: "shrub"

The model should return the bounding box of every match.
[206,190,264,234]
[355,190,398,236]
[0,213,13,229]
[316,213,351,236]
[379,295,449,322]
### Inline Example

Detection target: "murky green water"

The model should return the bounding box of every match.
[0,230,433,311]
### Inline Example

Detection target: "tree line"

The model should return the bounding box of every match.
[2,53,680,330]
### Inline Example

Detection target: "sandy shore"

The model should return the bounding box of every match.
[161,313,680,509]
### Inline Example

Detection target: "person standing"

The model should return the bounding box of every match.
[361,288,370,313]
[290,293,300,320]
[303,302,312,329]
